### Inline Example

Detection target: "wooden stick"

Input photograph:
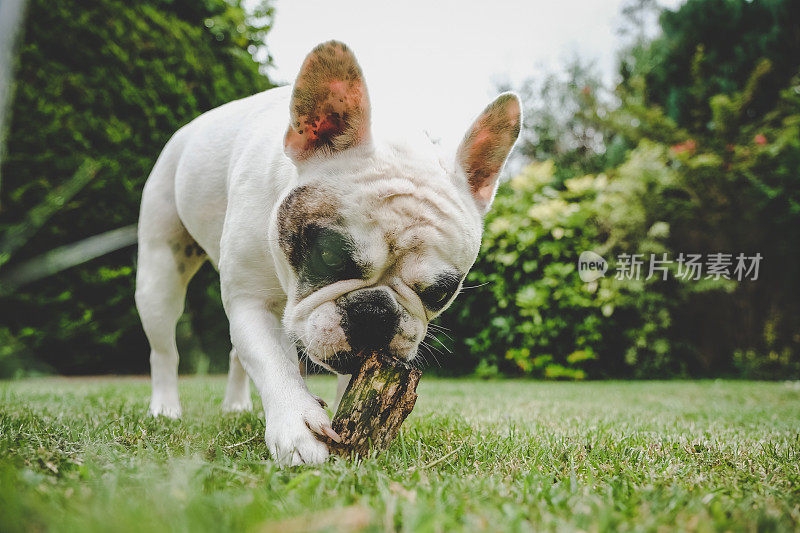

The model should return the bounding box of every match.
[326,352,422,457]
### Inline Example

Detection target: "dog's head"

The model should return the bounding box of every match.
[271,41,521,373]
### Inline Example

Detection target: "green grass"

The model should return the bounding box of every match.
[1,377,799,532]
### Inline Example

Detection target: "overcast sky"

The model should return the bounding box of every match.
[265,0,683,147]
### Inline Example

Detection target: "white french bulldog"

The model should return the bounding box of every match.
[135,41,521,465]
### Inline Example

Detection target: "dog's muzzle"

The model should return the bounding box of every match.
[338,288,400,353]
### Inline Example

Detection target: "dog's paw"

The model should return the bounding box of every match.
[264,394,338,466]
[148,400,182,419]
[222,398,253,413]
[222,385,253,413]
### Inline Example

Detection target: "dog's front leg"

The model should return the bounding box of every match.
[227,297,333,466]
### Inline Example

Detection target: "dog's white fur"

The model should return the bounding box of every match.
[136,41,520,466]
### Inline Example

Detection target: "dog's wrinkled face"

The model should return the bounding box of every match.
[276,146,481,372]
[273,41,521,372]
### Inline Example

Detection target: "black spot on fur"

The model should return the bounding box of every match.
[277,185,339,269]
[183,241,206,258]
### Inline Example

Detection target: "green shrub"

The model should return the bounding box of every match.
[443,70,800,380]
[453,0,800,379]
[0,0,274,376]
[440,162,621,379]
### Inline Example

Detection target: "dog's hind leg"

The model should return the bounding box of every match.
[222,348,252,412]
[136,149,206,418]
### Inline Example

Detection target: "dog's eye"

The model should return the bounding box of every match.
[419,275,460,311]
[320,245,345,270]
[313,231,349,273]
[304,228,360,283]
[424,287,451,307]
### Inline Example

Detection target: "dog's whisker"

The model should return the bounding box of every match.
[425,342,447,361]
[424,330,452,355]
[428,324,454,342]
[460,281,492,290]
[418,339,443,368]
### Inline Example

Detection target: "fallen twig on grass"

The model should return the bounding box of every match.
[223,435,258,449]
[408,442,465,472]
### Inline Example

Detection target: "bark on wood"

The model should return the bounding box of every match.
[327,352,421,457]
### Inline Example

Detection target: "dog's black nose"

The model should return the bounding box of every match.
[342,289,400,351]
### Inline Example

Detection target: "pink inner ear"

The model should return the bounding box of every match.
[285,79,369,160]
[285,42,371,161]
[473,130,491,146]
[329,80,346,93]
[475,184,495,204]
[461,126,504,202]
[458,95,521,209]
[315,114,345,140]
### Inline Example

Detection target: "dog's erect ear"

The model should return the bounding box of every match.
[284,41,371,163]
[456,93,521,211]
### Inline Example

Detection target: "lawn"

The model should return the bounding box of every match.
[1,377,799,532]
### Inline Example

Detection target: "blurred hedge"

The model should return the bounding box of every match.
[0,0,274,377]
[440,0,800,379]
[2,0,798,380]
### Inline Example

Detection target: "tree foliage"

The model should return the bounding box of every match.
[442,0,800,379]
[628,0,800,130]
[0,0,274,376]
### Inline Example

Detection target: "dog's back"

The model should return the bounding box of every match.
[140,86,291,266]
